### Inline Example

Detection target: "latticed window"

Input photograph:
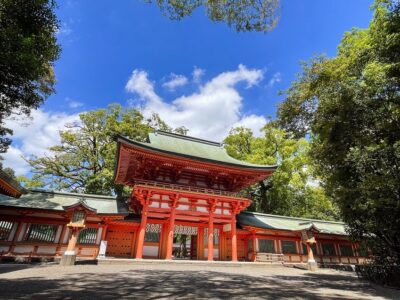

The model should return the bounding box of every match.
[258,239,275,253]
[25,224,57,242]
[339,244,354,256]
[302,243,318,255]
[204,228,219,246]
[281,241,297,254]
[322,243,336,256]
[72,210,86,224]
[0,220,14,240]
[145,232,160,242]
[78,228,98,244]
[145,223,161,243]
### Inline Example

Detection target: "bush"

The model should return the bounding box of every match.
[356,264,400,288]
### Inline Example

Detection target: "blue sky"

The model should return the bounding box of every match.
[4,0,373,174]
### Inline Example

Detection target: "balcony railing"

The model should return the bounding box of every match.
[133,179,247,199]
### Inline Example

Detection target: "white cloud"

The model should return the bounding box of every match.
[1,146,30,175]
[268,72,282,87]
[192,66,205,83]
[126,64,267,141]
[162,73,188,91]
[66,98,84,108]
[232,115,268,137]
[2,109,81,175]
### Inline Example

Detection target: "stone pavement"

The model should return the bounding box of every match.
[0,262,399,299]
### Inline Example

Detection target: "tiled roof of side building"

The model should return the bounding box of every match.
[0,189,129,215]
[117,131,277,170]
[237,211,347,235]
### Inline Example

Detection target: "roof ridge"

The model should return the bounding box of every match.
[154,130,222,147]
[28,189,117,200]
[241,211,344,225]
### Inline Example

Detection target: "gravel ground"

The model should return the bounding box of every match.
[0,263,399,299]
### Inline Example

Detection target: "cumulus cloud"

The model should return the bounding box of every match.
[267,72,282,87]
[2,110,81,175]
[126,64,267,141]
[162,73,188,91]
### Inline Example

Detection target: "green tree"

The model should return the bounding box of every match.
[150,0,280,32]
[26,105,153,197]
[224,124,339,220]
[26,105,183,197]
[277,0,400,284]
[0,0,60,153]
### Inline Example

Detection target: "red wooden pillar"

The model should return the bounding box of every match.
[166,210,176,260]
[207,214,214,261]
[197,227,204,260]
[231,217,238,262]
[135,204,148,259]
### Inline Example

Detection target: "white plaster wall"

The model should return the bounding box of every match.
[54,225,63,243]
[149,201,159,208]
[14,245,34,253]
[204,249,219,259]
[0,246,10,252]
[17,224,27,241]
[143,245,159,257]
[7,222,18,241]
[96,228,103,244]
[161,203,169,209]
[223,209,231,215]
[215,209,222,214]
[197,207,207,213]
[176,205,189,210]
[37,246,57,254]
[63,228,70,243]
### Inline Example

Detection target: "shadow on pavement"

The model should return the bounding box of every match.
[0,268,398,299]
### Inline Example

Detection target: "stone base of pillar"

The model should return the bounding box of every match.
[307,260,318,271]
[60,253,76,266]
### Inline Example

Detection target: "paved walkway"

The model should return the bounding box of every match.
[0,263,399,299]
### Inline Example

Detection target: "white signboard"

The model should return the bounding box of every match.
[97,240,107,259]
[223,223,231,232]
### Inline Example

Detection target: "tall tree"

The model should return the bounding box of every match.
[26,105,183,197]
[0,0,60,153]
[277,0,400,284]
[224,124,339,220]
[150,0,280,32]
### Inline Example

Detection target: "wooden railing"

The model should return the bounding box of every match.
[134,179,247,198]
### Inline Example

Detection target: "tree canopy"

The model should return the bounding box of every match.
[277,0,400,282]
[224,124,339,220]
[149,0,280,32]
[25,105,186,198]
[0,0,60,153]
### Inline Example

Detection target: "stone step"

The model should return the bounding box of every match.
[95,258,289,268]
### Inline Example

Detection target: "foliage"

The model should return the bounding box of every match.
[0,0,60,153]
[224,125,339,220]
[26,105,183,197]
[26,105,152,197]
[277,0,400,285]
[148,0,280,32]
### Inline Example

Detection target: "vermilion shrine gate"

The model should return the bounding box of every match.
[113,132,275,261]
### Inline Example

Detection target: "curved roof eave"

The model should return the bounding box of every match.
[116,135,277,172]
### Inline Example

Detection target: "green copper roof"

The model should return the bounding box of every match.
[237,211,347,235]
[119,131,276,170]
[0,189,128,215]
